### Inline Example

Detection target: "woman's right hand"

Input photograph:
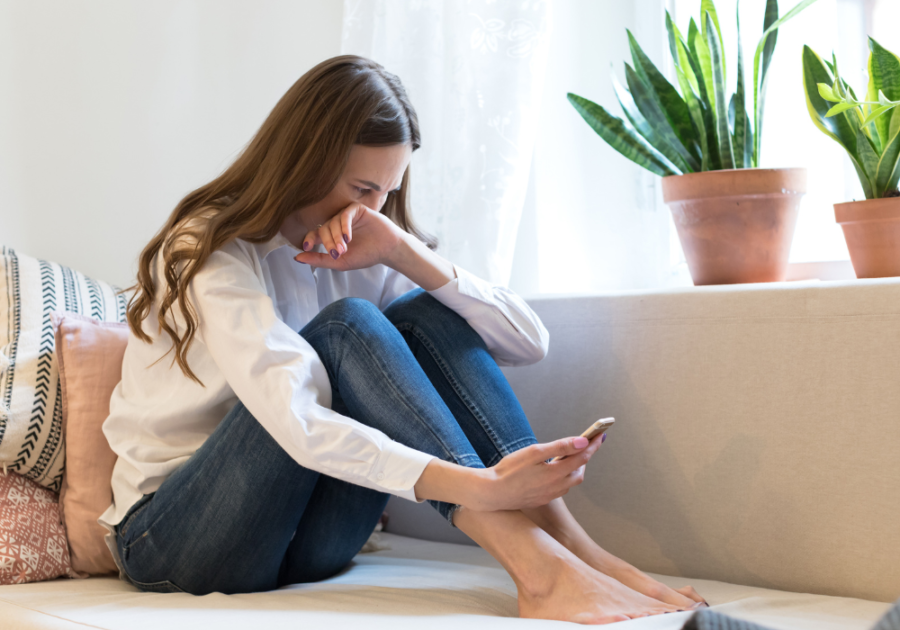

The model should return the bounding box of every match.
[465,433,606,512]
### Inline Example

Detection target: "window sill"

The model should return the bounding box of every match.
[786,261,856,282]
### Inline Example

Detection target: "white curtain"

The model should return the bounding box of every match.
[341,0,552,286]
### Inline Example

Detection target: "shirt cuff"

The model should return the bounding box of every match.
[370,440,437,503]
[426,264,494,317]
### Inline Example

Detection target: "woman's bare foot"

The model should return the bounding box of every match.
[517,546,690,625]
[601,562,707,610]
[520,498,709,610]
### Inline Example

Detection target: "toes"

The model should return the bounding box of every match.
[676,585,706,605]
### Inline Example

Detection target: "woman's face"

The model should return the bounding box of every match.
[295,143,413,232]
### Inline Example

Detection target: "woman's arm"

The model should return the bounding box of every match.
[383,231,456,290]
[415,434,603,512]
[293,202,549,366]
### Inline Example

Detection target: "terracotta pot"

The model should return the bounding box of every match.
[661,168,807,285]
[835,197,900,278]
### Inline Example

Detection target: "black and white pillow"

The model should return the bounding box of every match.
[0,247,127,491]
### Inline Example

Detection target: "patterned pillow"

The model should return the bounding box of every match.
[0,469,75,584]
[0,247,127,491]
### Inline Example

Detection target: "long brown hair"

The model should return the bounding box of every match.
[121,55,434,386]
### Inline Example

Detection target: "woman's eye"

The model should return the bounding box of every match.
[354,186,370,195]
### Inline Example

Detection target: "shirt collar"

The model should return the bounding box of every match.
[253,230,302,261]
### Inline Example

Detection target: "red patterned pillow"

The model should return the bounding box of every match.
[0,470,75,584]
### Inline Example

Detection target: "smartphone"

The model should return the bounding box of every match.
[550,417,615,463]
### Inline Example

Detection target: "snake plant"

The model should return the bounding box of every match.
[568,0,819,176]
[802,39,900,199]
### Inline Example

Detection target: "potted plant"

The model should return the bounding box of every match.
[568,0,818,285]
[802,38,900,278]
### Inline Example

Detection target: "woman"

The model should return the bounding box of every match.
[98,55,707,624]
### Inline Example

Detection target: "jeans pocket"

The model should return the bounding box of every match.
[117,494,156,551]
[125,576,187,594]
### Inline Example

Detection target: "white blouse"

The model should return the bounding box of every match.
[98,229,549,580]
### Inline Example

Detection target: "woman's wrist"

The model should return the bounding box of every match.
[414,457,490,508]
[385,232,456,291]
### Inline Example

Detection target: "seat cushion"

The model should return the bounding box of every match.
[0,534,890,629]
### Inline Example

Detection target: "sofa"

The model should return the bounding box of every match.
[0,277,897,629]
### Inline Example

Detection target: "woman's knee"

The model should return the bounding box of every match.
[384,289,485,347]
[319,296,384,325]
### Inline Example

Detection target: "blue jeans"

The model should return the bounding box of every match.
[114,289,538,595]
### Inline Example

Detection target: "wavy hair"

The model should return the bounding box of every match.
[120,55,433,386]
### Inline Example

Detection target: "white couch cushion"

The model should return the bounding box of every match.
[0,534,891,630]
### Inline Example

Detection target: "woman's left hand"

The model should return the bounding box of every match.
[293,202,405,270]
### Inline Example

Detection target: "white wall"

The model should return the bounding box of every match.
[0,1,344,288]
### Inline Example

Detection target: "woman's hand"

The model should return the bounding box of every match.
[413,434,606,511]
[466,433,607,512]
[293,202,404,270]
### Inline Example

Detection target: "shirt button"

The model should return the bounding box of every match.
[376,472,385,481]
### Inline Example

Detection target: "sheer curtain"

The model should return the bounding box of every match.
[341,0,552,286]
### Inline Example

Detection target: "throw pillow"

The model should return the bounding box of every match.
[0,469,76,584]
[0,247,126,491]
[52,312,127,577]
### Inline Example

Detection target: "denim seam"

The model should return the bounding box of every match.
[304,320,479,471]
[393,321,510,464]
[118,496,154,540]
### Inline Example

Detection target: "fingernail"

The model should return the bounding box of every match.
[343,234,349,243]
[303,241,310,251]
[330,249,339,259]
[296,259,307,264]
[601,433,607,443]
[574,437,588,448]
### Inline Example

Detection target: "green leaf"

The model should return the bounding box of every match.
[567,93,681,176]
[856,127,880,183]
[732,2,750,169]
[624,64,697,173]
[701,0,725,84]
[676,65,710,171]
[875,129,900,197]
[803,45,872,197]
[868,36,900,150]
[705,12,734,169]
[817,83,841,102]
[868,38,900,101]
[679,37,721,170]
[760,0,779,80]
[612,72,691,173]
[825,102,859,117]
[665,11,681,68]
[627,30,701,168]
[891,105,900,140]
[674,22,701,95]
[862,103,898,127]
[688,19,715,116]
[753,0,821,166]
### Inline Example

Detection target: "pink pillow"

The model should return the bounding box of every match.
[51,312,128,577]
[0,470,75,584]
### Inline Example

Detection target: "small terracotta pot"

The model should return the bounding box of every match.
[835,197,900,278]
[661,168,807,285]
